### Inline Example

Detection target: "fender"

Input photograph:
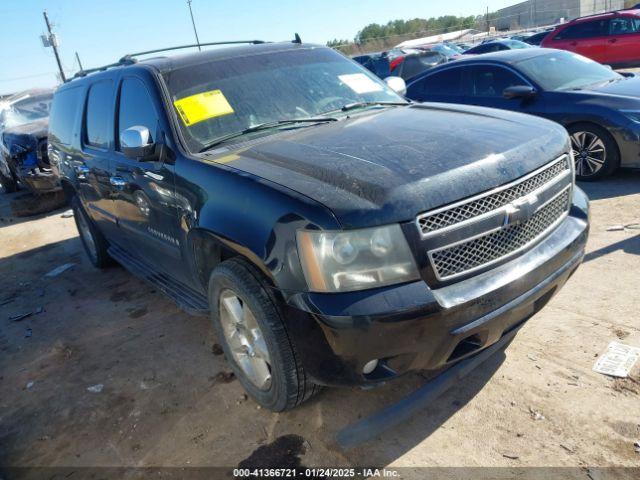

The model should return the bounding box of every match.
[178,156,340,293]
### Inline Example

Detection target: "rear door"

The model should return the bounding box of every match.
[607,14,640,66]
[405,67,463,103]
[110,73,189,283]
[547,19,610,63]
[76,80,120,241]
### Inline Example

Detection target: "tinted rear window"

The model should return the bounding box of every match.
[84,81,114,149]
[555,19,609,39]
[49,87,83,145]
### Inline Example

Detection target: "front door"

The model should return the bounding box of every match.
[461,65,545,116]
[110,75,189,283]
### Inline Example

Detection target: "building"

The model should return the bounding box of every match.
[395,29,481,48]
[492,0,625,30]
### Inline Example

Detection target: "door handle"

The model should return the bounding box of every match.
[608,38,618,43]
[75,165,90,179]
[569,41,577,46]
[109,176,127,189]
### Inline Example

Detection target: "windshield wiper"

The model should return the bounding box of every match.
[338,101,410,112]
[199,117,338,152]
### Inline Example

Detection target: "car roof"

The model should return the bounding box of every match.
[56,42,325,92]
[453,47,555,65]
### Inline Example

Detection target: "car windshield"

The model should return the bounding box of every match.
[430,44,459,56]
[0,93,52,131]
[516,51,622,91]
[504,40,532,49]
[162,47,404,153]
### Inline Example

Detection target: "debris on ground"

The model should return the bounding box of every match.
[1,294,16,306]
[606,223,640,232]
[593,341,640,378]
[26,381,34,389]
[634,441,640,454]
[502,453,519,460]
[60,209,74,218]
[560,444,575,454]
[87,384,104,393]
[44,263,75,278]
[10,312,32,322]
[527,353,538,361]
[529,407,545,420]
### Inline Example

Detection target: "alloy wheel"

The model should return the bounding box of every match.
[570,131,606,178]
[219,289,272,390]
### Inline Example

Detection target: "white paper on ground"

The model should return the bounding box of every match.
[593,341,640,378]
[338,73,384,94]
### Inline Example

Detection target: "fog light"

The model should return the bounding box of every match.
[362,359,378,375]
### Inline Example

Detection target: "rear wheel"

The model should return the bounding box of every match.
[209,258,320,411]
[71,196,113,268]
[568,123,619,181]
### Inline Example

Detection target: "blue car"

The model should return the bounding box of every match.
[405,48,640,180]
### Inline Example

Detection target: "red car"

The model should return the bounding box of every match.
[542,9,640,67]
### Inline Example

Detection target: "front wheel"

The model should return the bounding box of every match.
[209,258,320,411]
[568,123,619,181]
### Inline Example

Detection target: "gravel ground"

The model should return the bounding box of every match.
[0,171,639,476]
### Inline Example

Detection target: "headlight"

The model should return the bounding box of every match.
[296,225,420,293]
[620,110,640,124]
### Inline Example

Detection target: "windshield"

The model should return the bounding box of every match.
[162,47,404,153]
[430,44,459,56]
[0,93,52,131]
[517,51,621,91]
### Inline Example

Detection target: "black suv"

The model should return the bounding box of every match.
[49,41,590,412]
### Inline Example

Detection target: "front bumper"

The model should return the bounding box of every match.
[281,187,589,386]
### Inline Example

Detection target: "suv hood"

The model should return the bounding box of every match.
[201,104,569,229]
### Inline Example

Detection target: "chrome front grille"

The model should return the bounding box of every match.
[418,156,571,236]
[429,188,571,280]
[416,155,573,282]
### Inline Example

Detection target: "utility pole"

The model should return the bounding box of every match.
[486,6,489,33]
[42,10,66,82]
[186,0,201,51]
[75,52,84,71]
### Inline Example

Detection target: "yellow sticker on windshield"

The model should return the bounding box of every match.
[173,90,234,126]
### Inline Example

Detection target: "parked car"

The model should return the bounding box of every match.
[541,9,640,67]
[0,88,57,193]
[420,42,462,60]
[352,51,391,79]
[523,29,554,45]
[392,50,448,80]
[464,39,533,55]
[406,48,640,180]
[50,41,588,412]
[386,47,425,72]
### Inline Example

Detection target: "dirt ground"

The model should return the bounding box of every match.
[0,171,639,475]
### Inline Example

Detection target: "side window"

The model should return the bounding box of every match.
[49,87,83,145]
[467,66,522,98]
[610,16,640,35]
[117,77,159,149]
[84,81,114,149]
[555,20,609,40]
[414,68,463,96]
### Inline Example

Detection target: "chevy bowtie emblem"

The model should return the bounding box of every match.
[504,193,539,227]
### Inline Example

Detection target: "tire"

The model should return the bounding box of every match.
[0,170,18,193]
[71,196,113,268]
[568,123,619,181]
[209,258,320,411]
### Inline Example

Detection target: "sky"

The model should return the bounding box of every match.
[0,0,516,94]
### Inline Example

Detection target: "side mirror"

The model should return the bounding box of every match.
[120,126,155,160]
[603,64,613,70]
[384,76,407,96]
[503,85,537,100]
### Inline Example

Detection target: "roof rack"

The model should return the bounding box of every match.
[67,39,268,82]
